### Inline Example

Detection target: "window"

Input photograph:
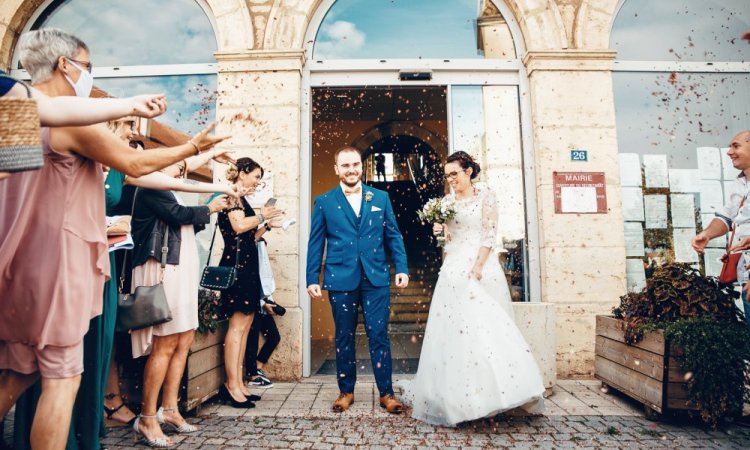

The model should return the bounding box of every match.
[612,0,750,291]
[313,0,512,60]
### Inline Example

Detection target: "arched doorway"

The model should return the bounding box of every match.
[302,0,539,376]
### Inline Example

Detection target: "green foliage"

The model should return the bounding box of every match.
[612,263,741,344]
[612,262,748,427]
[198,288,222,333]
[665,317,750,428]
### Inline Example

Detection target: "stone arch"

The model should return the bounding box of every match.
[574,0,621,50]
[0,0,251,69]
[263,0,568,54]
[351,122,449,159]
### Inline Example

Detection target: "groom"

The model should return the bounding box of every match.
[306,146,409,414]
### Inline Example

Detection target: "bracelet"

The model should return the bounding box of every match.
[187,139,200,154]
[257,213,265,223]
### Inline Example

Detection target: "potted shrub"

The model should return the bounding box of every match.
[595,263,750,427]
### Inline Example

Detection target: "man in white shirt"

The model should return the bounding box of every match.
[692,130,750,328]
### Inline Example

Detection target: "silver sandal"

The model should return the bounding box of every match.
[133,414,172,448]
[157,406,198,434]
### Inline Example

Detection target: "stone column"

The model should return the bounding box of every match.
[524,50,625,377]
[214,49,305,380]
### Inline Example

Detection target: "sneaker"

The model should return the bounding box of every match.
[249,375,274,388]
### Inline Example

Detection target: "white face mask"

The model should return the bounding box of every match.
[63,59,93,97]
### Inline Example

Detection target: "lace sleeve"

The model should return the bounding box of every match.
[480,188,499,249]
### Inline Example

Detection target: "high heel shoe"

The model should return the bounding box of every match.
[156,407,198,434]
[133,415,172,448]
[220,384,256,408]
[104,402,136,428]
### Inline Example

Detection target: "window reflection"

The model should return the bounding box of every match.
[612,0,749,62]
[30,0,216,65]
[95,75,217,136]
[450,85,528,300]
[314,0,507,59]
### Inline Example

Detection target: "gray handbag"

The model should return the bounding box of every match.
[116,190,173,332]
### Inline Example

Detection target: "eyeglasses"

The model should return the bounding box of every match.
[444,170,465,181]
[55,58,93,73]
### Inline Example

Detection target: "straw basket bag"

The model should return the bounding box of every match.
[0,74,43,173]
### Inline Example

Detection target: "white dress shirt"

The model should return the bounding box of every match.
[340,181,362,217]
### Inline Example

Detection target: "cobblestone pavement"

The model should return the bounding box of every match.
[100,414,750,449]
[4,378,750,449]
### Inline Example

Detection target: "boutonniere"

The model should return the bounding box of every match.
[364,191,373,202]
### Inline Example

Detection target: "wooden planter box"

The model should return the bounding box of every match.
[119,320,228,414]
[594,315,697,419]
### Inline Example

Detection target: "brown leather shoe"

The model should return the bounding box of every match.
[332,393,354,412]
[379,394,403,414]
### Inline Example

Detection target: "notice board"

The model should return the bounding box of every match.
[553,172,607,214]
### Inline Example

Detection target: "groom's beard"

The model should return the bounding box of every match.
[340,174,361,188]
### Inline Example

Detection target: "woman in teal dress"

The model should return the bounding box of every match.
[13,119,237,450]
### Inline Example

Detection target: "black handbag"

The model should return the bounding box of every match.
[116,189,173,332]
[200,224,238,291]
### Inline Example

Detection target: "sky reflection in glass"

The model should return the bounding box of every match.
[611,0,749,62]
[31,0,216,65]
[95,75,217,136]
[314,0,482,59]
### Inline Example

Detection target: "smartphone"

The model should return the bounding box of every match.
[265,197,277,207]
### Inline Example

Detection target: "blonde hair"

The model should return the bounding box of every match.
[225,165,239,182]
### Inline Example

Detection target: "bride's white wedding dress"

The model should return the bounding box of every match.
[399,187,544,426]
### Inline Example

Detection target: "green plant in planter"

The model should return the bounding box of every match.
[613,263,750,427]
[198,288,222,333]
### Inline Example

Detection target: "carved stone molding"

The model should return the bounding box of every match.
[523,50,616,73]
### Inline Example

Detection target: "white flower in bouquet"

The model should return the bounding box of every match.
[418,197,457,247]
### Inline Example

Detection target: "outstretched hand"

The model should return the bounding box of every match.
[129,94,167,118]
[191,123,231,153]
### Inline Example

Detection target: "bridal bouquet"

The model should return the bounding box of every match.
[418,197,457,247]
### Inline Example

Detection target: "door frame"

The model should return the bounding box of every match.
[299,1,539,378]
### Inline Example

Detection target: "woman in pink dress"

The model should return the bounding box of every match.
[0,28,227,450]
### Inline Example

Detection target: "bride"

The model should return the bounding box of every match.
[398,151,545,426]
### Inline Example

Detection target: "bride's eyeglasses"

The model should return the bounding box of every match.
[444,170,465,181]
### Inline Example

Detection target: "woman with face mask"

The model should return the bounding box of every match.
[0,28,229,450]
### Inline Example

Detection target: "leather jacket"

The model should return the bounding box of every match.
[130,188,210,268]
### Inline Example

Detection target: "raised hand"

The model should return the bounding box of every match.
[261,205,284,221]
[211,148,236,165]
[190,123,231,153]
[208,195,229,213]
[129,94,167,118]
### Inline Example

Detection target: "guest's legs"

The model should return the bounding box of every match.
[160,330,195,428]
[224,312,253,400]
[328,290,359,394]
[360,278,393,396]
[31,375,81,450]
[238,314,254,395]
[0,370,38,418]
[139,334,178,444]
[245,319,260,377]
[256,316,280,367]
[103,352,135,423]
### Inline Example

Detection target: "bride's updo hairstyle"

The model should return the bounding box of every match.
[225,157,264,183]
[446,151,481,180]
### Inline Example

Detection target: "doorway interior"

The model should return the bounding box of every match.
[309,86,448,375]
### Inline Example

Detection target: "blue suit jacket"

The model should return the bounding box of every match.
[306,184,408,291]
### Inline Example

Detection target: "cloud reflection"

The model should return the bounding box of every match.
[33,0,217,66]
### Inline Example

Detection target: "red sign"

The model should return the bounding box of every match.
[553,172,607,214]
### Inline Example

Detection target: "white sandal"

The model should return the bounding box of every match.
[133,414,172,448]
[157,406,198,434]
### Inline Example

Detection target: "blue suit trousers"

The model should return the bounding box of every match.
[328,273,393,396]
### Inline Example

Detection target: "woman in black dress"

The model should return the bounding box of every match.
[218,158,282,406]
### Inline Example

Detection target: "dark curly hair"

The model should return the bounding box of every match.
[226,157,264,182]
[446,151,481,179]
